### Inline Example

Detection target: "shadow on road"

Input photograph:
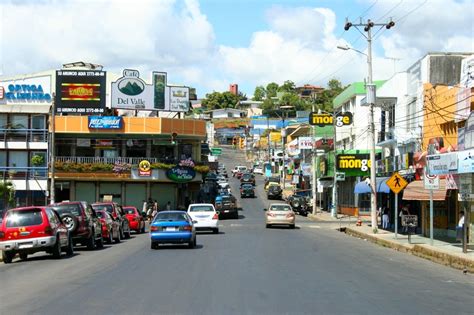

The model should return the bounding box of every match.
[151,244,204,250]
[10,252,80,264]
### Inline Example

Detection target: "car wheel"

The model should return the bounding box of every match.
[213,228,219,234]
[141,225,146,233]
[60,213,78,232]
[52,236,62,259]
[124,227,131,239]
[188,237,196,249]
[119,227,125,240]
[2,251,14,264]
[19,252,28,261]
[86,231,96,250]
[107,230,113,244]
[266,224,271,228]
[96,233,104,249]
[65,234,74,256]
[114,232,121,243]
[290,224,296,229]
[151,241,158,250]
[233,212,239,219]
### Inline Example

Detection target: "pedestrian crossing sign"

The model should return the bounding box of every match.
[386,172,408,194]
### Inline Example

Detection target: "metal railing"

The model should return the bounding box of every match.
[55,156,179,165]
[0,167,48,180]
[0,128,48,142]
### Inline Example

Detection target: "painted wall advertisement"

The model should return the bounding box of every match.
[0,75,52,105]
[56,70,106,113]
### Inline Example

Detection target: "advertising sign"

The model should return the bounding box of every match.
[153,72,167,110]
[336,154,371,171]
[309,112,353,127]
[56,70,106,113]
[166,166,196,183]
[169,86,190,112]
[112,69,153,109]
[88,116,123,129]
[138,160,152,177]
[457,149,474,174]
[298,137,313,149]
[427,152,458,175]
[0,75,52,105]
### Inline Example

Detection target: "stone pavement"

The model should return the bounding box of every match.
[308,211,474,273]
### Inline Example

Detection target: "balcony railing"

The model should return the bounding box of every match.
[0,167,48,180]
[0,128,48,142]
[55,156,179,165]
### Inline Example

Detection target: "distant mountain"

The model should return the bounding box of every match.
[120,81,143,95]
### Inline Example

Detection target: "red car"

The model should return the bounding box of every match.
[123,206,146,233]
[95,210,121,243]
[0,206,74,264]
[92,202,131,239]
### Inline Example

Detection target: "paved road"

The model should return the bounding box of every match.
[1,148,473,315]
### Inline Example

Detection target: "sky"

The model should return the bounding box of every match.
[0,0,473,98]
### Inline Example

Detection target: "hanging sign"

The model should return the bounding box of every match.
[298,137,313,149]
[169,86,190,112]
[166,166,196,183]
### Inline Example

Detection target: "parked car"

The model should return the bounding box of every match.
[240,173,256,185]
[215,195,238,219]
[287,195,310,216]
[51,201,104,249]
[253,165,264,175]
[240,183,255,198]
[92,202,131,240]
[0,206,74,263]
[123,206,146,234]
[95,210,121,243]
[264,203,295,229]
[187,203,219,233]
[267,185,282,200]
[150,211,196,249]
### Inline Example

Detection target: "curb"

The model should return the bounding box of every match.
[345,227,474,274]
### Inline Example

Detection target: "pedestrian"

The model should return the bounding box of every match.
[382,207,390,229]
[456,211,465,242]
[166,201,172,210]
[400,205,409,233]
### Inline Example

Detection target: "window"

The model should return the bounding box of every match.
[189,205,214,212]
[6,209,44,227]
[0,114,7,129]
[9,151,28,169]
[30,152,47,167]
[11,115,28,129]
[0,151,6,166]
[31,115,46,130]
[50,204,82,217]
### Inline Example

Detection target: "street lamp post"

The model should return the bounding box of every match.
[279,105,293,189]
[342,18,395,230]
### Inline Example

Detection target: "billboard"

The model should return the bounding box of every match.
[111,69,153,110]
[153,72,167,110]
[56,70,106,114]
[0,75,52,105]
[170,86,190,112]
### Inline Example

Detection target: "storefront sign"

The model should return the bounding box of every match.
[0,75,52,104]
[153,72,167,110]
[169,86,190,112]
[298,137,313,149]
[427,152,458,175]
[457,149,474,174]
[112,69,154,110]
[336,154,371,171]
[56,70,106,113]
[88,116,123,129]
[95,140,114,149]
[309,112,353,127]
[166,166,196,183]
[138,160,152,177]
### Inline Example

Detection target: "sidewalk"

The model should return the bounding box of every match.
[308,212,474,273]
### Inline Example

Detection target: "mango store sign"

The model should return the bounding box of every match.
[0,75,52,104]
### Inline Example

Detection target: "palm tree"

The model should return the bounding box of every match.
[0,180,15,209]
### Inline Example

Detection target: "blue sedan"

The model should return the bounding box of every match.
[150,211,196,249]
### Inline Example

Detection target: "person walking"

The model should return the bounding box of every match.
[456,210,465,242]
[382,207,390,230]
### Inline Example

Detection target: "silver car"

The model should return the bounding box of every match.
[264,203,296,229]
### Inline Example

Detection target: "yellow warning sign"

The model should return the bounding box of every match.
[386,172,408,194]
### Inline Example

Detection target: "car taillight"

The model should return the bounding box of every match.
[44,226,54,235]
[267,212,275,217]
[287,213,295,218]
[0,231,4,239]
[180,225,192,231]
[150,226,161,232]
[212,213,219,220]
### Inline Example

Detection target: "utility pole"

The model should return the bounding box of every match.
[332,110,337,218]
[49,95,56,204]
[343,18,395,230]
[312,103,317,215]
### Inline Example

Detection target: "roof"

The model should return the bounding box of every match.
[333,80,386,108]
[402,179,447,201]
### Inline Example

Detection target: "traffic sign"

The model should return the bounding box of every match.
[386,172,408,194]
[423,168,439,190]
[211,148,222,155]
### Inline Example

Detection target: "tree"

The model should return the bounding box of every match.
[201,91,240,110]
[313,78,346,113]
[266,82,279,98]
[278,80,296,93]
[252,86,266,101]
[0,180,15,209]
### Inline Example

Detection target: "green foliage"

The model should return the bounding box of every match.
[313,78,346,112]
[266,82,279,98]
[31,155,45,167]
[54,161,113,172]
[278,80,296,93]
[0,181,15,207]
[201,91,242,110]
[252,86,266,101]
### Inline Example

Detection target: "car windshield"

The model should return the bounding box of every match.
[238,167,247,171]
[242,184,253,189]
[51,204,82,217]
[270,205,291,212]
[189,205,214,212]
[5,209,43,227]
[123,208,136,215]
[155,212,188,222]
[95,211,107,219]
[92,204,114,213]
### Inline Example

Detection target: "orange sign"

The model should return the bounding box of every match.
[61,83,101,101]
[386,172,408,194]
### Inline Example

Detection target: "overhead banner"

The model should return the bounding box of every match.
[0,75,52,105]
[112,69,154,109]
[56,70,106,114]
[170,86,190,112]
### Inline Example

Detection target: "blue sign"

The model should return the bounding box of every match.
[5,84,51,102]
[88,116,123,129]
[166,166,196,183]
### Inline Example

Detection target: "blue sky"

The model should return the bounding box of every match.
[0,0,472,98]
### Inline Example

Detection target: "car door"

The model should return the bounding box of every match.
[47,208,68,246]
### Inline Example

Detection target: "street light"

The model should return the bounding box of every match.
[336,45,367,56]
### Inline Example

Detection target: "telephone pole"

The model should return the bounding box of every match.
[49,95,56,204]
[343,18,395,230]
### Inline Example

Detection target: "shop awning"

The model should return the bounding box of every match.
[354,177,390,194]
[402,179,447,201]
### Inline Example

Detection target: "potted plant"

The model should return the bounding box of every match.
[8,163,17,179]
[31,155,44,177]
